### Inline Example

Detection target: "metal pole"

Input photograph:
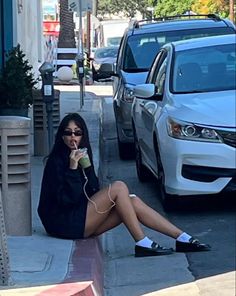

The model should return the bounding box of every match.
[86,10,91,66]
[78,0,84,109]
[0,189,12,285]
[80,84,84,108]
[46,102,54,151]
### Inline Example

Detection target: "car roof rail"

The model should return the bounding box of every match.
[131,14,222,30]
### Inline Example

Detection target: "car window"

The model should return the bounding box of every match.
[147,49,167,83]
[163,27,235,43]
[154,56,168,94]
[107,37,122,47]
[124,34,160,71]
[94,47,118,59]
[172,43,236,93]
[122,27,235,72]
[117,35,126,69]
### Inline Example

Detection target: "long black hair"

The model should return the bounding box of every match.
[48,113,94,167]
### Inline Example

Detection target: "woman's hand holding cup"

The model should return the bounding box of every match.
[69,142,91,169]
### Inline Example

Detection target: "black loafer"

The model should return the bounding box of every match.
[135,242,173,257]
[176,237,211,252]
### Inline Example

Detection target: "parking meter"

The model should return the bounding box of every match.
[76,54,84,84]
[39,62,55,151]
[39,62,55,103]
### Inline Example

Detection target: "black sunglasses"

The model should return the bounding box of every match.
[63,130,83,136]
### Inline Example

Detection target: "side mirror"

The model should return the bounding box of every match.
[99,62,115,73]
[133,84,155,98]
[134,84,163,101]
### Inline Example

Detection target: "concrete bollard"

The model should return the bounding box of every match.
[0,116,32,236]
[33,89,60,156]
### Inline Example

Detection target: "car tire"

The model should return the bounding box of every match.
[117,135,134,160]
[155,144,176,211]
[116,125,134,160]
[134,130,152,182]
[92,67,98,81]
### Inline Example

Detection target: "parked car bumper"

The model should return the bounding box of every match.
[160,135,236,196]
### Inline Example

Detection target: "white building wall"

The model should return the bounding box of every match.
[12,0,44,78]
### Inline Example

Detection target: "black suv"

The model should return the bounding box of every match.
[109,14,236,159]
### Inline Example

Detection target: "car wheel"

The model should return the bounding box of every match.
[116,125,134,160]
[134,130,151,182]
[117,135,134,160]
[155,145,176,211]
[92,67,98,81]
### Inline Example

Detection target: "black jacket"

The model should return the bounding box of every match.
[38,151,99,239]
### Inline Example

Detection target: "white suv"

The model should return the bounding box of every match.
[132,34,236,209]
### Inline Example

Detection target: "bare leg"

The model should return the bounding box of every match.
[87,195,182,239]
[84,184,211,253]
[131,196,182,238]
[84,181,145,241]
[91,209,122,236]
[84,181,183,240]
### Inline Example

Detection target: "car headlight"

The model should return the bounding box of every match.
[122,86,134,103]
[167,117,222,142]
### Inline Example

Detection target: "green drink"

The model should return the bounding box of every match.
[79,148,91,168]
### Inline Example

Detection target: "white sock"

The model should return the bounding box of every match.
[136,236,153,248]
[176,232,192,243]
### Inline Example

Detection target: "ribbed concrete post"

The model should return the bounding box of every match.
[33,89,60,156]
[0,116,32,236]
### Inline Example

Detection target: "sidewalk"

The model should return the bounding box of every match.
[0,84,113,296]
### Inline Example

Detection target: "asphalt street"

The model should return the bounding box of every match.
[99,93,236,296]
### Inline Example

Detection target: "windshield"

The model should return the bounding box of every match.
[94,47,118,59]
[107,37,122,47]
[172,43,236,93]
[123,27,235,72]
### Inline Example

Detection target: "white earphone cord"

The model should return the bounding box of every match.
[82,169,116,214]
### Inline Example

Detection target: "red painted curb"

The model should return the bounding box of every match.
[37,282,95,296]
[67,237,104,296]
[36,237,104,296]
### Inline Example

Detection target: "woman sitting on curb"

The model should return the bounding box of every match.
[38,113,211,257]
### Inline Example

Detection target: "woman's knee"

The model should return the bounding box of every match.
[131,196,143,211]
[111,180,129,195]
[131,195,141,205]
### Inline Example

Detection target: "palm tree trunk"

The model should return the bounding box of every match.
[58,0,76,60]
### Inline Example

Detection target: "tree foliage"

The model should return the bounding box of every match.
[151,0,195,17]
[97,0,150,18]
[191,0,230,17]
[97,0,232,19]
[150,0,230,18]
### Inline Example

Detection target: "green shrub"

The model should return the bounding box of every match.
[0,44,38,109]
